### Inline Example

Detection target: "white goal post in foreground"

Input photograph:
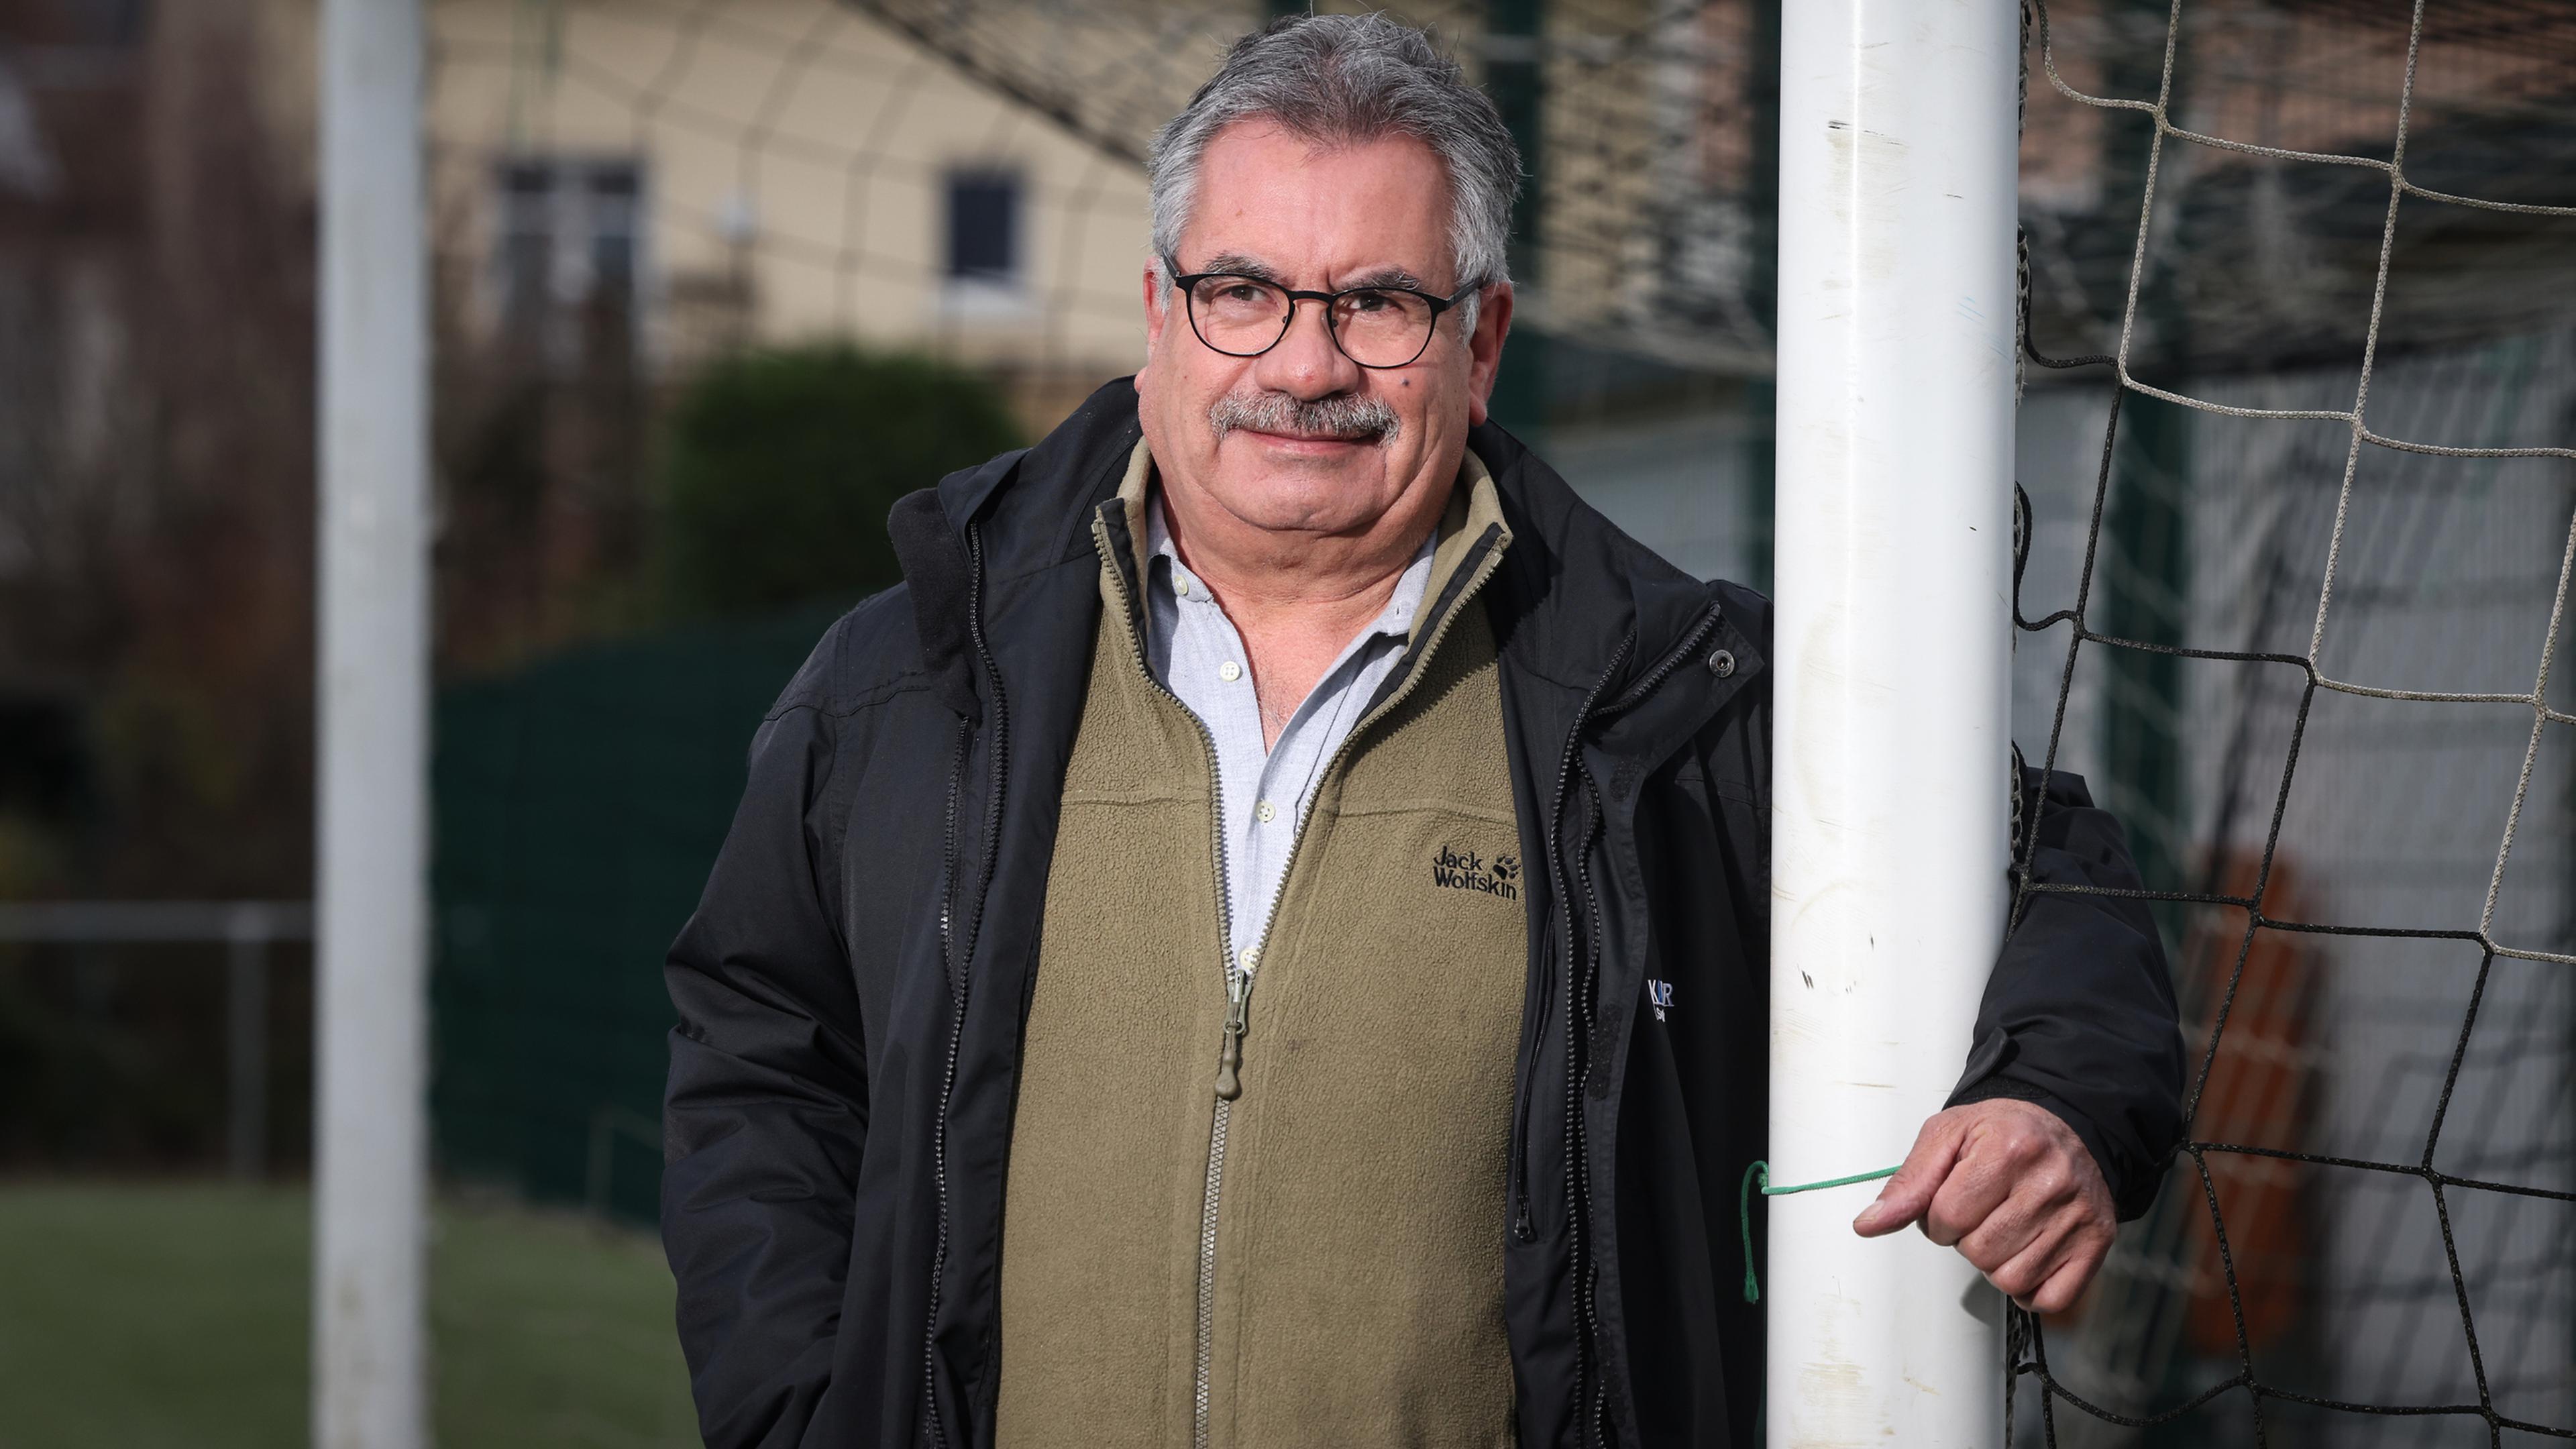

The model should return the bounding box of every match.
[316,0,431,1446]
[1769,0,2020,1444]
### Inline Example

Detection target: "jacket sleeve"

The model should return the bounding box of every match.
[662,700,867,1448]
[1947,766,2188,1220]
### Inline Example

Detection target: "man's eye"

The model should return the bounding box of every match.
[1219,284,1267,305]
[1345,290,1393,313]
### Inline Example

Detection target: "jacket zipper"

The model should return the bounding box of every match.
[1089,511,1240,1449]
[1511,604,1725,1238]
[1214,522,1511,1121]
[1572,763,1611,1443]
[1593,606,1722,1447]
[924,523,1009,1449]
[1099,511,1506,1449]
[1524,602,1723,1448]
[1595,606,1723,724]
[1215,529,1512,1124]
[1540,639,1626,1447]
[1511,635,1621,1246]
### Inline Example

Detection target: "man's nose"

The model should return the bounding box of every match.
[1252,297,1365,400]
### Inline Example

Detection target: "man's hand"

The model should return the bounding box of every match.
[1849,1099,2116,1314]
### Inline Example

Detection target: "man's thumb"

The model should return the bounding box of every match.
[1851,1120,1960,1237]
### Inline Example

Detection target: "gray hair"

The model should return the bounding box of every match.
[1147,13,1521,333]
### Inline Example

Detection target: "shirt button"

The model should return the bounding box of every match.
[1175,576,1191,598]
[1240,944,1261,970]
[1255,800,1276,823]
[1219,661,1242,682]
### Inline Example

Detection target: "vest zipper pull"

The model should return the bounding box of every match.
[1215,967,1250,1101]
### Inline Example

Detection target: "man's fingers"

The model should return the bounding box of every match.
[1952,1145,2084,1271]
[1852,1114,1966,1238]
[1919,1124,2029,1248]
[2025,1230,2112,1316]
[1955,1178,2069,1275]
[1979,1205,2082,1300]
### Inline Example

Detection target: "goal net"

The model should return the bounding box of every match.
[2012,1,2576,1443]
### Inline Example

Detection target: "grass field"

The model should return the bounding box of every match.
[0,1182,699,1448]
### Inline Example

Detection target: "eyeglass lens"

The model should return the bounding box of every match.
[1185,276,1437,368]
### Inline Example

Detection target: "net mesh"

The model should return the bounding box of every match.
[2009,1,2576,1443]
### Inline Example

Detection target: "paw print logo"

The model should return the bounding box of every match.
[1492,854,1519,881]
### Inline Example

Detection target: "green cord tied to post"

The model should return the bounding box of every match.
[1737,1160,1902,1303]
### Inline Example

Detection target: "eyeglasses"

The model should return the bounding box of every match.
[1165,256,1475,370]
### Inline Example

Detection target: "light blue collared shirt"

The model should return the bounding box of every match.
[1142,490,1434,968]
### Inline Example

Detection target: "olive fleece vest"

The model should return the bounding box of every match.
[994,447,1527,1448]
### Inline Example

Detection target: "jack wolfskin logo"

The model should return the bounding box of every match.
[1432,844,1519,901]
[1646,979,1675,1021]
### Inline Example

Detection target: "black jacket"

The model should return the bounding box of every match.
[661,378,2185,1448]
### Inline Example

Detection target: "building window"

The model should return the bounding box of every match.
[945,169,1021,286]
[494,157,646,367]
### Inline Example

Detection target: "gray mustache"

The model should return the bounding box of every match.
[1208,390,1401,445]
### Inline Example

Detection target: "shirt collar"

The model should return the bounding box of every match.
[1143,484,1436,649]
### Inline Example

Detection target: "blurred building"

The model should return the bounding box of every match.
[338,0,1802,602]
[412,0,1173,435]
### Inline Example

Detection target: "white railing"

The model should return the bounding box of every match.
[0,900,313,1181]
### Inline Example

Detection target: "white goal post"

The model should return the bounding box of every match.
[1768,0,2021,1443]
[316,0,431,1445]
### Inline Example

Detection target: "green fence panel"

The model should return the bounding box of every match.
[431,605,849,1224]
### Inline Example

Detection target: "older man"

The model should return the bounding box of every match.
[661,14,2183,1448]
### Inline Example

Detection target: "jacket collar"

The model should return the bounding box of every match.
[1462,415,1759,700]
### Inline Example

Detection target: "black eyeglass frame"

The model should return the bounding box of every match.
[1163,255,1479,370]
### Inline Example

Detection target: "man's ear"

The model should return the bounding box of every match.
[1464,282,1515,429]
[1137,260,1170,390]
